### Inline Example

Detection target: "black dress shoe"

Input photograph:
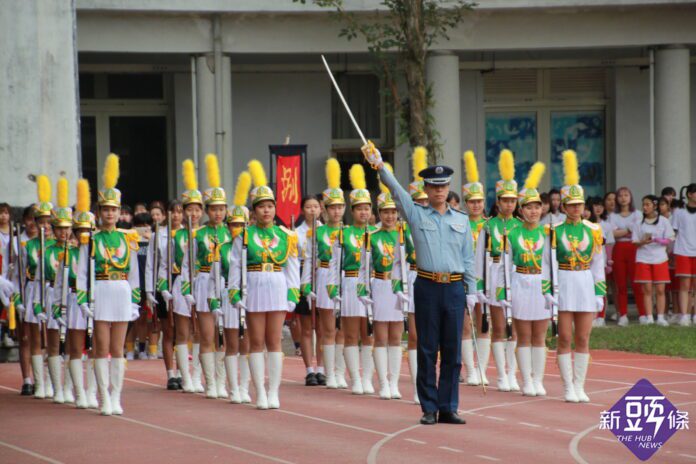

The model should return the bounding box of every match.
[176,377,183,390]
[305,373,318,386]
[167,377,179,390]
[438,411,466,424]
[21,383,34,396]
[420,412,437,425]
[315,372,327,386]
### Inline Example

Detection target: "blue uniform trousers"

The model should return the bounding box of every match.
[413,277,465,414]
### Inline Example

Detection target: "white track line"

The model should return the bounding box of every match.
[668,390,692,395]
[476,455,501,462]
[519,421,542,428]
[0,440,65,464]
[403,438,426,445]
[438,446,462,453]
[589,361,696,377]
[113,415,295,464]
[679,454,696,460]
[366,425,421,464]
[0,385,20,393]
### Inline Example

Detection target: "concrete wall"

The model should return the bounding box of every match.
[460,70,486,190]
[230,72,332,197]
[0,0,80,206]
[173,72,194,197]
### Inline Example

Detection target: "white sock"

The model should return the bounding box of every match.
[316,366,324,374]
[306,367,314,374]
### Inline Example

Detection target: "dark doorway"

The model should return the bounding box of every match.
[80,116,98,203]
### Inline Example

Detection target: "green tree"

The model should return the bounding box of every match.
[296,0,475,161]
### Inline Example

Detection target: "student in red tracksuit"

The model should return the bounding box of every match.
[608,187,646,326]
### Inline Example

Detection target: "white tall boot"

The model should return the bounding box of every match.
[407,349,419,404]
[192,343,205,393]
[344,346,363,395]
[175,344,194,393]
[63,355,75,403]
[388,346,402,399]
[574,352,591,403]
[31,355,45,399]
[267,352,283,409]
[492,342,510,392]
[199,352,217,399]
[239,354,252,403]
[361,345,375,394]
[215,351,228,398]
[557,353,578,403]
[462,339,479,386]
[477,338,491,385]
[516,346,536,397]
[506,340,520,391]
[44,366,54,399]
[110,357,125,415]
[249,352,268,409]
[86,359,98,408]
[225,355,241,404]
[335,344,348,389]
[47,356,65,403]
[94,358,112,416]
[374,347,390,399]
[322,344,337,389]
[531,347,547,396]
[69,359,88,409]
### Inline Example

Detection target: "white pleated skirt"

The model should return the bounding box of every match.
[171,276,190,318]
[94,280,132,322]
[406,270,417,314]
[45,288,59,330]
[340,276,367,318]
[315,267,333,310]
[193,272,213,313]
[487,261,505,306]
[558,269,596,312]
[222,295,240,329]
[372,278,402,322]
[66,292,88,330]
[511,273,549,321]
[246,271,289,313]
[23,281,40,324]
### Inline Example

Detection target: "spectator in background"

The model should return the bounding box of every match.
[541,189,566,224]
[148,201,166,228]
[603,191,616,217]
[633,195,675,326]
[672,183,696,326]
[125,212,153,361]
[447,191,461,210]
[609,187,646,326]
[133,202,148,216]
[661,186,677,206]
[659,196,679,317]
[540,192,550,221]
[587,197,615,327]
[119,205,133,229]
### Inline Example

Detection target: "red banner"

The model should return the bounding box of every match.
[275,153,302,227]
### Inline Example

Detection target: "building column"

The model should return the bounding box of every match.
[195,54,233,195]
[427,51,462,191]
[654,46,691,192]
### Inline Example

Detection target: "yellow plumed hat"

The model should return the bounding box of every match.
[98,153,122,207]
[323,157,345,206]
[495,149,518,198]
[561,149,584,205]
[377,163,396,210]
[34,175,53,218]
[518,162,546,206]
[181,159,203,207]
[228,171,252,224]
[73,178,95,229]
[462,150,485,201]
[349,163,371,207]
[52,176,73,227]
[203,154,227,206]
[409,146,428,201]
[248,159,274,206]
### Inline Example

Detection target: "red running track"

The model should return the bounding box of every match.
[0,350,694,464]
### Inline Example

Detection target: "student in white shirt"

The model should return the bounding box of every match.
[632,195,675,326]
[608,187,646,326]
[540,188,567,225]
[671,183,696,326]
[588,197,615,327]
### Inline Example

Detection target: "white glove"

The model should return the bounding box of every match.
[0,290,8,307]
[37,312,48,323]
[544,293,559,309]
[57,316,67,327]
[184,294,195,307]
[476,292,489,306]
[287,301,296,312]
[360,141,383,168]
[396,291,410,306]
[80,303,94,319]
[235,300,247,311]
[307,291,318,302]
[499,299,512,310]
[161,290,173,303]
[0,276,14,302]
[359,295,373,307]
[146,292,157,307]
[17,302,25,313]
[596,296,605,311]
[332,295,342,306]
[130,304,141,321]
[466,294,477,311]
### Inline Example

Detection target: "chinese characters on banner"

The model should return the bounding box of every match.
[599,378,689,461]
[270,145,306,228]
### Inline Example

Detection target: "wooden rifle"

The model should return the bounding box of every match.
[363,228,373,336]
[85,231,95,350]
[59,240,69,346]
[187,216,198,334]
[501,232,513,339]
[151,223,160,333]
[38,227,47,349]
[7,222,17,334]
[397,221,409,333]
[335,223,344,330]
[481,229,490,334]
[549,226,559,337]
[239,225,247,338]
[166,216,174,329]
[310,215,318,331]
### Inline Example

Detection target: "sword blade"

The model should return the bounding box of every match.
[320,55,367,145]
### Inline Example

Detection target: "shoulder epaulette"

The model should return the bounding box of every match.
[552,221,565,228]
[279,225,296,237]
[543,224,550,235]
[582,219,600,231]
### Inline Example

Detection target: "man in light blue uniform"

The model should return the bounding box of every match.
[362,142,477,425]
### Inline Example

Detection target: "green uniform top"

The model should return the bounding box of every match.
[496,224,551,301]
[554,219,607,296]
[469,217,486,249]
[369,228,398,273]
[327,224,377,299]
[403,223,416,265]
[45,242,79,317]
[484,215,522,258]
[300,224,341,296]
[156,228,188,292]
[181,224,231,296]
[24,236,56,280]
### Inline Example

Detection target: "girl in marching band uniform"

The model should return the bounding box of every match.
[328,164,376,395]
[461,151,490,387]
[77,154,141,415]
[497,163,550,397]
[302,158,346,389]
[555,150,606,403]
[228,160,300,410]
[219,171,252,404]
[161,160,204,393]
[476,150,522,393]
[365,164,405,400]
[41,176,75,404]
[180,154,231,399]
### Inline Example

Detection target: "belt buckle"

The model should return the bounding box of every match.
[435,272,450,283]
[261,263,274,272]
[383,271,391,280]
[573,264,582,271]
[108,271,121,281]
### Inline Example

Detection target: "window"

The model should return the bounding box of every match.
[331,74,382,141]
